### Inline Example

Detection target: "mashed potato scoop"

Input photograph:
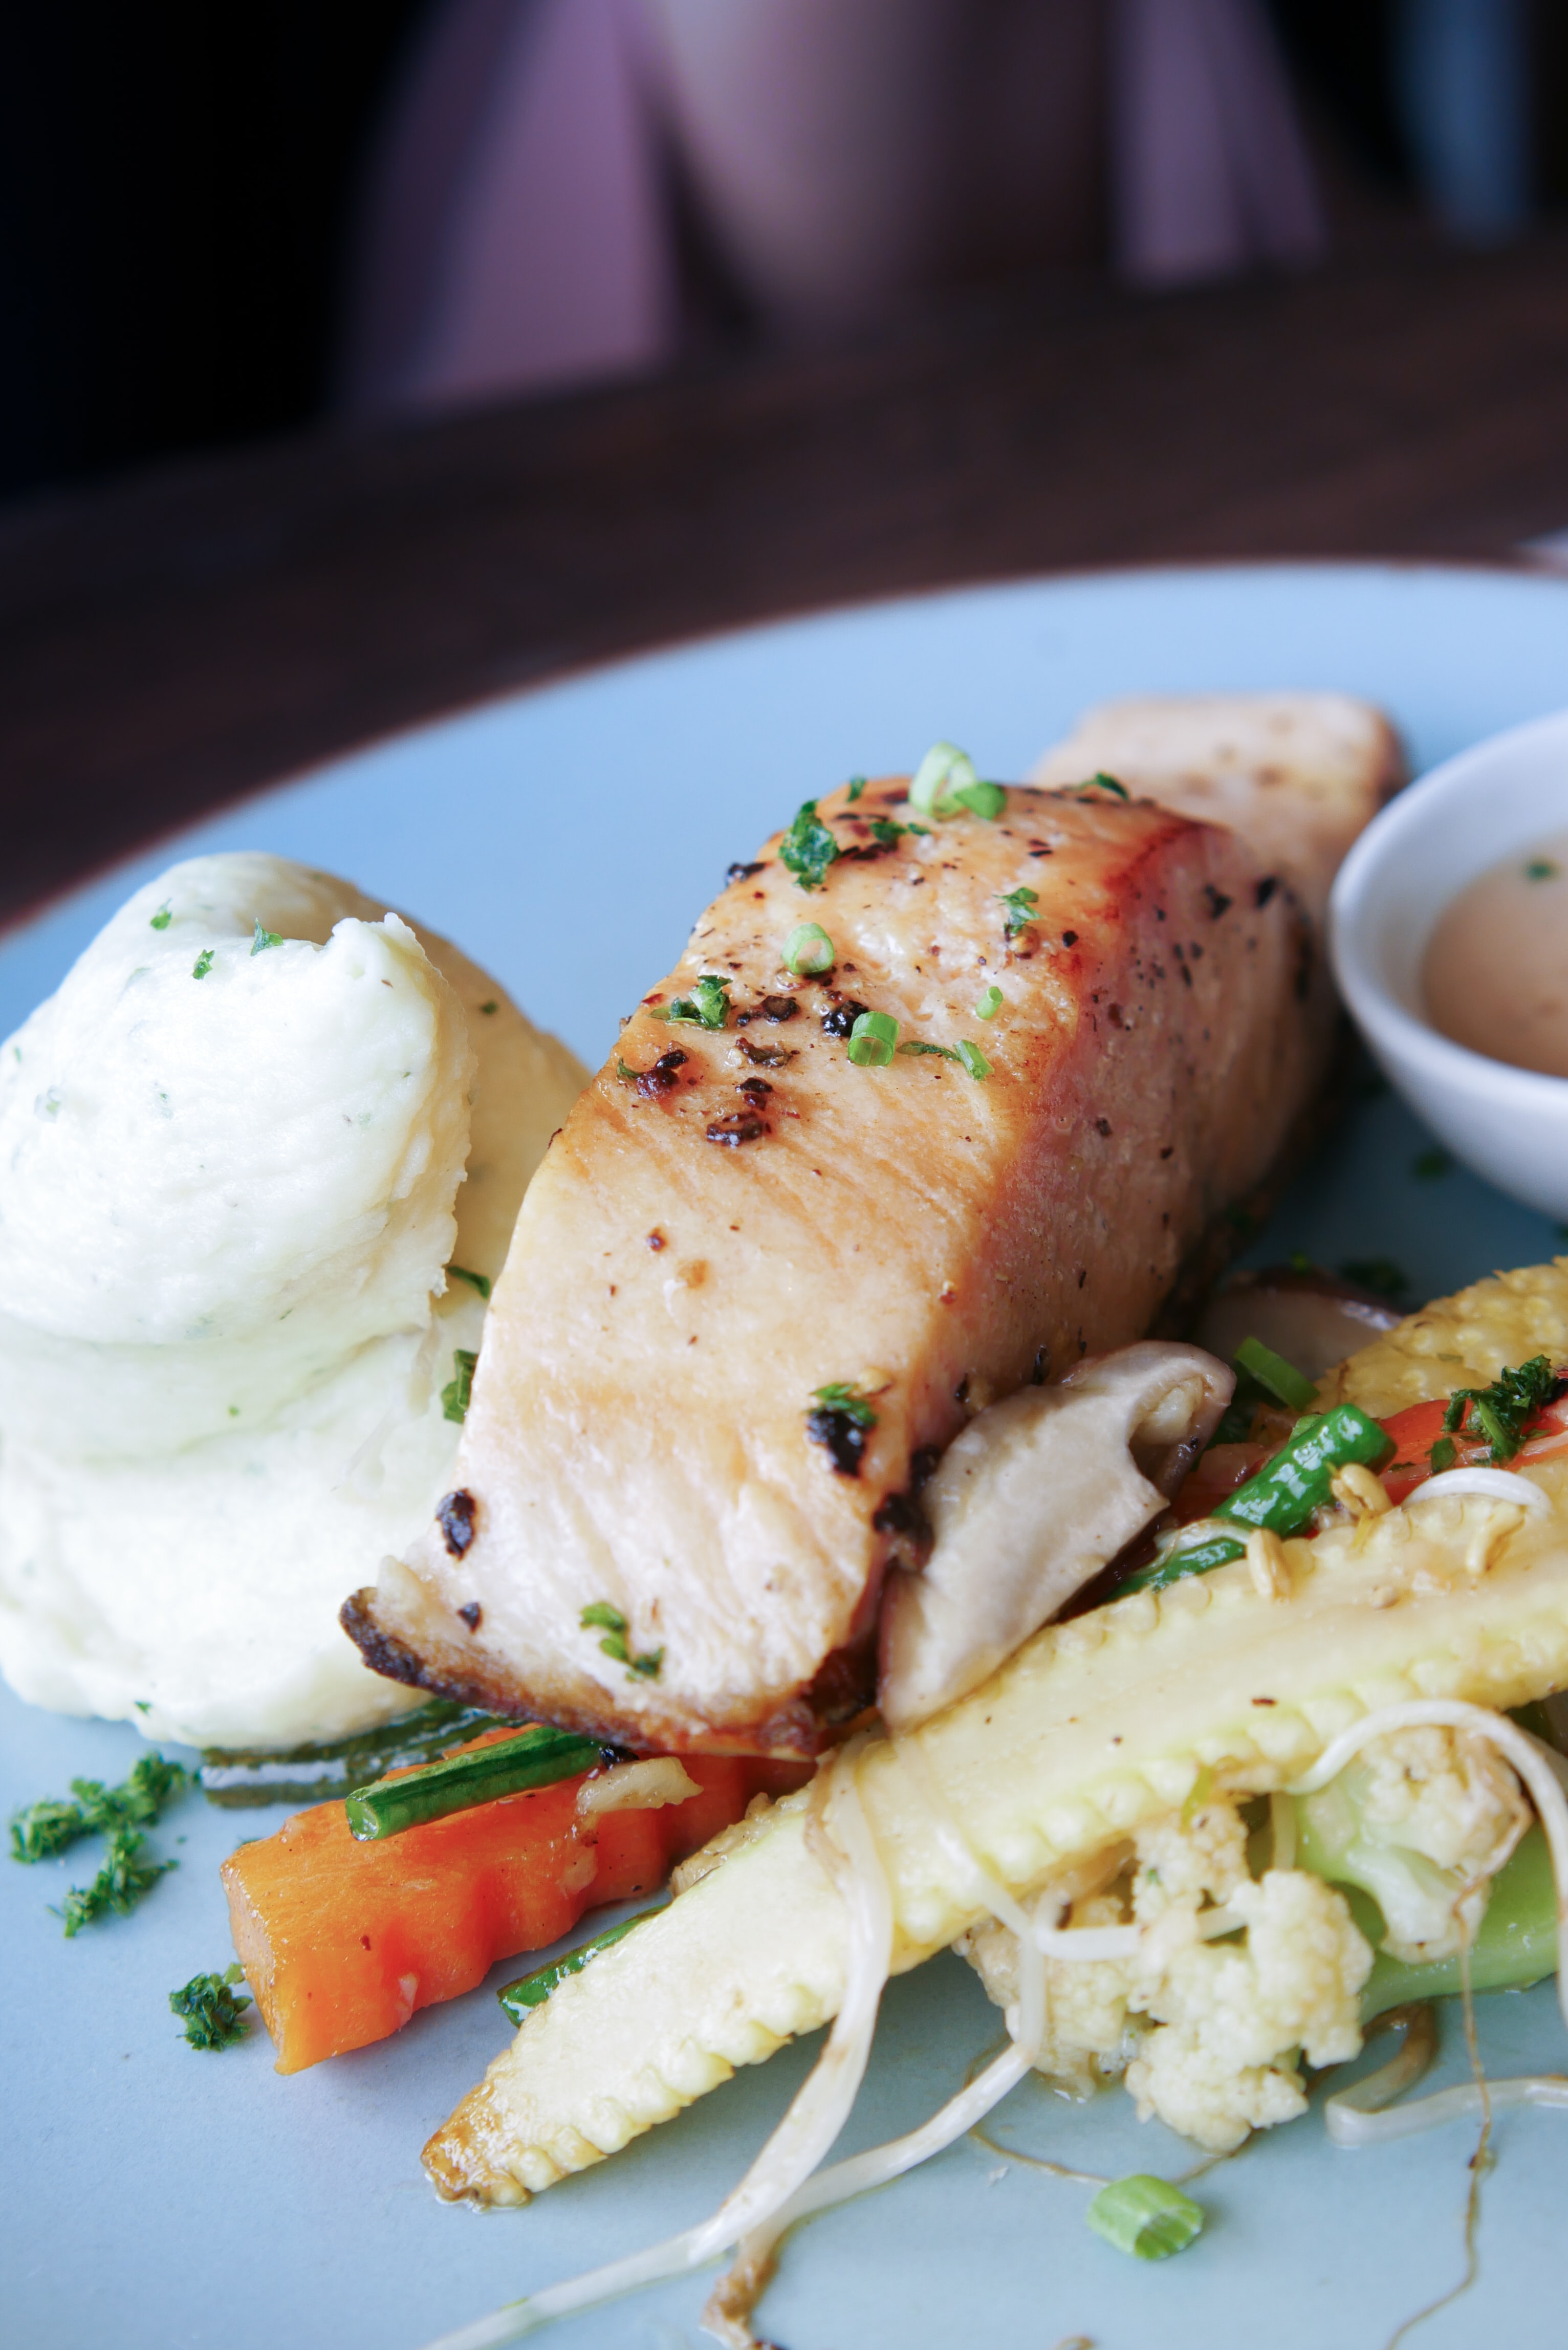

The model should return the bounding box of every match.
[0,853,585,1748]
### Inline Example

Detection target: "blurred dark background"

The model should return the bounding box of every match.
[4,0,1567,505]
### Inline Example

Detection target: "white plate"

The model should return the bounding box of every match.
[6,562,1568,2350]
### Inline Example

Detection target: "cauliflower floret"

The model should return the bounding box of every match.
[1131,1795,1250,1922]
[1126,1869,1371,2151]
[957,1892,1142,2098]
[956,1791,1373,2151]
[1296,1726,1529,1962]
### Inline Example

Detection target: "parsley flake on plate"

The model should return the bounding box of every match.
[170,1964,252,2050]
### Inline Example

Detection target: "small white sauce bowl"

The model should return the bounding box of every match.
[1330,704,1568,1220]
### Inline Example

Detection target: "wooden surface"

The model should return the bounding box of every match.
[4,229,1568,929]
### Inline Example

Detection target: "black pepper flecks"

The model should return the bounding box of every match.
[705,1111,769,1146]
[807,1407,868,1476]
[437,1490,477,1557]
[1254,876,1278,908]
[820,999,868,1039]
[626,1048,689,1097]
[726,860,765,883]
[759,994,800,1023]
[457,1601,483,1631]
[737,1035,796,1068]
[1202,884,1233,920]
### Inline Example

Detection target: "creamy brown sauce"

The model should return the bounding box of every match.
[1424,830,1568,1076]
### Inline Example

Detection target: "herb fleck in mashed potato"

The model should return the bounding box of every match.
[0,853,585,1748]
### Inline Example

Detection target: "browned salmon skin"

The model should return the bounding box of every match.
[343,776,1334,1751]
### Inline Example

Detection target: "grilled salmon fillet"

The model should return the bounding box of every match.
[342,743,1386,1753]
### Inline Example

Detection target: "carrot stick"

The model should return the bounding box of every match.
[222,1739,807,2073]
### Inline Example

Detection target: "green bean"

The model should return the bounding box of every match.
[1125,1403,1392,1593]
[345,1723,603,1841]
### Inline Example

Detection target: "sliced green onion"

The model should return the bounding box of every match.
[975,985,1003,1019]
[149,902,172,930]
[345,1723,602,1841]
[250,921,283,955]
[897,1040,958,1060]
[955,1040,991,1081]
[447,1265,492,1300]
[191,948,214,980]
[497,1905,667,2022]
[783,921,836,977]
[1074,771,1130,802]
[580,1600,626,1635]
[1232,1335,1317,1412]
[847,1010,898,1067]
[1086,2175,1204,2260]
[948,779,1007,820]
[847,776,866,803]
[909,740,980,817]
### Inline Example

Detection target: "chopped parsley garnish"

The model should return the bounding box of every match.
[1527,857,1560,881]
[779,800,841,890]
[655,973,731,1029]
[447,1266,492,1300]
[250,922,282,955]
[869,817,906,847]
[847,1010,898,1067]
[1442,1354,1563,1462]
[1071,772,1130,802]
[1428,1435,1457,1474]
[191,948,215,980]
[10,1752,191,1863]
[9,1796,85,1864]
[170,1964,252,2050]
[441,1348,477,1424]
[149,903,172,930]
[479,1000,498,1015]
[847,776,866,802]
[580,1601,627,1635]
[58,1827,174,1936]
[807,1382,878,1476]
[997,886,1039,940]
[615,1058,638,1082]
[975,985,1003,1019]
[954,1040,992,1081]
[783,922,835,976]
[579,1601,659,1678]
[811,1381,878,1429]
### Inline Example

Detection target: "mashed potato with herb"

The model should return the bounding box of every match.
[0,853,585,1748]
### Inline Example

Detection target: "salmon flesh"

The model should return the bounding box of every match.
[343,777,1338,1751]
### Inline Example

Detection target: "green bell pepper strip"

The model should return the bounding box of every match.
[344,1722,604,1841]
[1123,1403,1393,1593]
